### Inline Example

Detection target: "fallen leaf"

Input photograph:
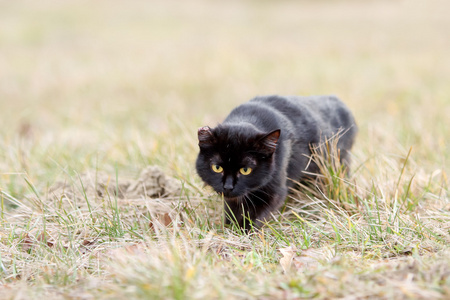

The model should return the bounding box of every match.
[292,253,320,270]
[279,246,297,273]
[37,231,54,247]
[82,239,95,247]
[123,243,147,255]
[292,247,335,271]
[78,239,100,254]
[104,242,148,259]
[162,213,172,226]
[280,246,336,273]
[20,234,33,252]
[149,213,173,230]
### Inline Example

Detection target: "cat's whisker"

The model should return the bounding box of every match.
[250,190,272,201]
[245,194,258,212]
[238,195,244,205]
[248,191,270,207]
[254,189,273,199]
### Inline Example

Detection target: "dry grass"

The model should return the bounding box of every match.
[1,0,449,299]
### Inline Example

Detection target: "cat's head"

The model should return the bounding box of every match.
[196,124,280,198]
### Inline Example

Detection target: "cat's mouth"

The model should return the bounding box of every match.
[221,191,236,198]
[222,195,241,202]
[220,191,244,200]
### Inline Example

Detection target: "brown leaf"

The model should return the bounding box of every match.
[37,231,54,247]
[162,213,172,226]
[149,213,173,230]
[82,239,95,247]
[78,239,97,254]
[21,234,33,252]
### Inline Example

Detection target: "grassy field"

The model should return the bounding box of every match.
[1,0,449,299]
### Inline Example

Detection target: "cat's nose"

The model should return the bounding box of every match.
[223,183,234,192]
[223,177,234,193]
[224,186,233,192]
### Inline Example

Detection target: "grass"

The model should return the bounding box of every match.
[1,0,449,299]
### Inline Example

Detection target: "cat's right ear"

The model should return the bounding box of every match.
[198,126,215,148]
[258,129,280,154]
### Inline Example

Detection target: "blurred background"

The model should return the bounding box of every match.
[0,0,449,188]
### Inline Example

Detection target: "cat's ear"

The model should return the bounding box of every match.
[198,126,215,147]
[258,129,280,154]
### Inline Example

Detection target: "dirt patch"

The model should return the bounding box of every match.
[49,165,182,202]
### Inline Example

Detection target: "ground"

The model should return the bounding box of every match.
[0,0,449,299]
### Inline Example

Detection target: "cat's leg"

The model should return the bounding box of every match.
[337,126,357,174]
[223,198,265,229]
[224,199,245,227]
[339,149,351,174]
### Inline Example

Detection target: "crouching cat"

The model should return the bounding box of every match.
[196,95,357,229]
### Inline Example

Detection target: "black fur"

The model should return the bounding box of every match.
[196,95,357,229]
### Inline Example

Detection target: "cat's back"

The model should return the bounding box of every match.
[250,95,349,120]
[224,95,356,140]
[224,95,308,126]
[250,95,355,133]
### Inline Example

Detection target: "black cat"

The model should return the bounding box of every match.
[196,95,357,229]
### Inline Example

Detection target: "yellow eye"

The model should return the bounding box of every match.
[211,164,223,173]
[239,167,252,175]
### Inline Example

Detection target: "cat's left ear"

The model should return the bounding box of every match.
[258,129,280,154]
[198,126,215,148]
